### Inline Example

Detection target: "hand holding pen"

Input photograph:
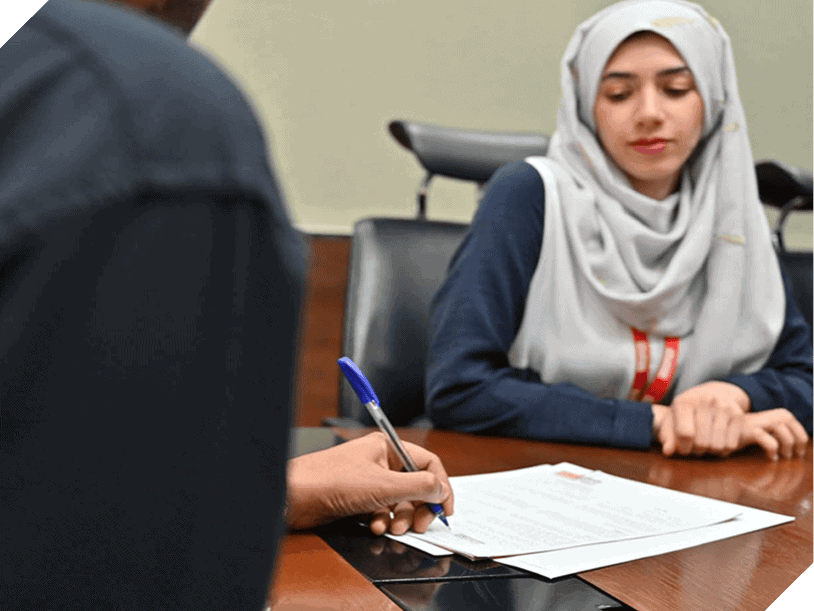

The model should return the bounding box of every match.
[338,357,453,530]
[286,431,454,534]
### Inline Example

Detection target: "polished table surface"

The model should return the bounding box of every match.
[270,428,812,611]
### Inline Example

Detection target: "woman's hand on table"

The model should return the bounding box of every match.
[738,408,809,460]
[652,382,747,458]
[286,432,454,535]
[653,396,808,460]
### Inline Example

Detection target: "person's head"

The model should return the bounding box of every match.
[593,31,704,200]
[562,0,729,201]
[105,0,213,36]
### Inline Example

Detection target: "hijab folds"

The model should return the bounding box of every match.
[510,0,784,403]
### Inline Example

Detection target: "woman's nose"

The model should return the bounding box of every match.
[636,86,666,125]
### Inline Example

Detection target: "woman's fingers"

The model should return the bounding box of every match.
[767,415,809,459]
[708,412,732,455]
[746,424,780,461]
[659,408,677,456]
[673,402,758,458]
[669,383,759,458]
[723,416,742,456]
[672,402,696,455]
[767,421,796,459]
[707,412,749,457]
[784,413,810,458]
[692,408,714,456]
[742,409,809,461]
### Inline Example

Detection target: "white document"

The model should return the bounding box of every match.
[390,462,743,559]
[498,505,793,578]
[386,533,452,556]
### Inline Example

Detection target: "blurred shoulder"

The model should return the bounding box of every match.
[3,0,267,170]
[0,0,276,246]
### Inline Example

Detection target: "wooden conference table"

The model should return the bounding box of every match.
[270,427,812,611]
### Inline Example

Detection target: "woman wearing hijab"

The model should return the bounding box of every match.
[426,0,812,460]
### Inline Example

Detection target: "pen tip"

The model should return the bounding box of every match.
[439,515,450,528]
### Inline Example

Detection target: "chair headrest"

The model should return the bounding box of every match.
[389,120,550,183]
[389,124,811,210]
[756,160,813,210]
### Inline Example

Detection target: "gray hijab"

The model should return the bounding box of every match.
[510,0,784,401]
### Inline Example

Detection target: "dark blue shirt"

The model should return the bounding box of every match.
[1,1,304,609]
[426,161,813,448]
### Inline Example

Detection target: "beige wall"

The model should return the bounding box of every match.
[191,0,812,245]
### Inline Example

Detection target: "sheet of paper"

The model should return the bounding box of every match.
[497,505,793,578]
[362,519,452,556]
[386,533,452,556]
[390,462,743,559]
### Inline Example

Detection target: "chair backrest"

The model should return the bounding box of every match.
[337,121,550,427]
[756,160,813,332]
[340,218,468,426]
[777,251,812,331]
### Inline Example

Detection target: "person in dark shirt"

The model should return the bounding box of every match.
[426,0,811,460]
[0,1,452,610]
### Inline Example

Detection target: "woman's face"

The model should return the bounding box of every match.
[593,32,704,200]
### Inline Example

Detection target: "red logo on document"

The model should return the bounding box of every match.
[557,471,583,480]
[556,471,601,485]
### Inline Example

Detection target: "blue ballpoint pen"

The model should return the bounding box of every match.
[338,357,450,528]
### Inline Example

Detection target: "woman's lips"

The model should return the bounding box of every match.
[631,139,667,155]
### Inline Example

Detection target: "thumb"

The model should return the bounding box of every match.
[377,470,448,507]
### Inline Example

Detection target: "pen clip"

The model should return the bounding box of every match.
[338,357,381,406]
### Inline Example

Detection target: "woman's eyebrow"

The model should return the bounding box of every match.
[600,66,691,81]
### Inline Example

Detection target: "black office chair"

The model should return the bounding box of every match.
[325,121,549,427]
[756,160,813,332]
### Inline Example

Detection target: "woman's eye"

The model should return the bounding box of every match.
[606,92,630,101]
[665,88,690,97]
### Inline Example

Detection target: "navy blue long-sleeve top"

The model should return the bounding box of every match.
[426,161,813,449]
